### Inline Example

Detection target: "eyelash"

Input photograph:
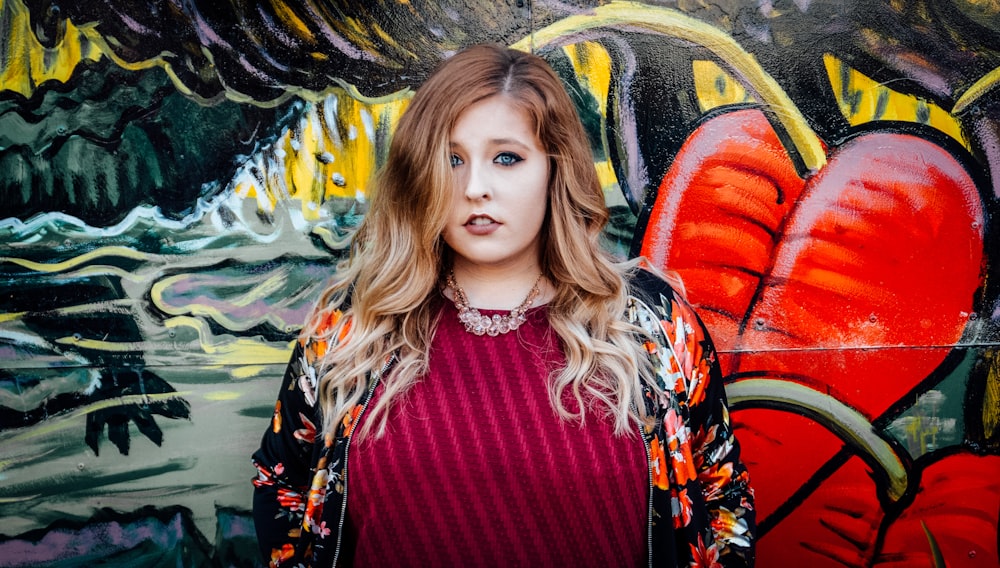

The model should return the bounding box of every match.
[494,152,523,166]
[449,152,524,168]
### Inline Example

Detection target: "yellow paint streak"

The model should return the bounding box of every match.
[955,64,1000,113]
[54,336,142,351]
[339,16,382,59]
[230,365,277,379]
[269,0,315,43]
[595,161,619,192]
[824,53,969,150]
[0,299,131,323]
[0,246,151,273]
[516,1,826,174]
[693,60,753,112]
[563,42,612,118]
[95,42,197,99]
[370,20,411,62]
[164,316,295,365]
[0,496,38,504]
[984,350,1000,441]
[289,111,328,208]
[0,311,26,323]
[0,0,103,97]
[560,42,624,200]
[231,270,288,308]
[44,299,133,316]
[203,391,242,401]
[64,264,149,282]
[50,317,293,365]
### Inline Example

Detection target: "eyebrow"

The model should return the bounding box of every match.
[450,138,532,149]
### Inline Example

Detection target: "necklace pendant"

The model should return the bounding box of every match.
[487,314,503,337]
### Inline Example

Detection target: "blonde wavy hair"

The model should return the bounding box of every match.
[305,44,663,440]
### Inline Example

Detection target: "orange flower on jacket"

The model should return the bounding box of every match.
[690,534,722,568]
[294,412,317,444]
[276,488,304,512]
[649,435,670,490]
[699,460,735,502]
[251,462,276,488]
[664,409,697,486]
[304,469,328,530]
[691,423,720,471]
[687,355,711,407]
[271,400,282,434]
[270,543,295,567]
[342,404,362,438]
[710,506,751,548]
[305,309,349,361]
[672,486,693,528]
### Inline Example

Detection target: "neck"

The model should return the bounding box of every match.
[448,262,546,310]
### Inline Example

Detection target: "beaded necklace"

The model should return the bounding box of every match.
[445,271,543,336]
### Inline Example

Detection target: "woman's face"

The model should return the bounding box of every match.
[443,95,550,276]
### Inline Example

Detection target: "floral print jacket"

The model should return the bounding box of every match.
[252,270,755,567]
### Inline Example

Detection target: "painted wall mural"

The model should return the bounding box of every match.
[1,1,998,566]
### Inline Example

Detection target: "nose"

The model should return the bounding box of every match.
[463,162,492,201]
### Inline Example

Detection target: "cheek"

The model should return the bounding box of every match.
[441,221,459,242]
[531,179,550,220]
[524,191,549,235]
[446,188,465,219]
[450,169,467,197]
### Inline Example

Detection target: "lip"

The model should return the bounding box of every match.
[464,214,500,236]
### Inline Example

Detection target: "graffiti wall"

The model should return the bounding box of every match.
[1,0,997,566]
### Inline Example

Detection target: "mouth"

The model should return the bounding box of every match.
[464,214,498,226]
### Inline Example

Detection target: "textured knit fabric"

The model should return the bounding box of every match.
[344,301,647,567]
[251,270,756,568]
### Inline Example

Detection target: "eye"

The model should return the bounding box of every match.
[450,154,464,167]
[494,152,523,166]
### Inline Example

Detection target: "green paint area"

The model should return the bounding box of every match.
[238,405,277,420]
[0,58,296,226]
[885,348,976,458]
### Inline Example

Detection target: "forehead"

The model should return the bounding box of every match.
[450,95,539,146]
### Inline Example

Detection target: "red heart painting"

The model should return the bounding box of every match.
[640,107,988,564]
[642,109,983,417]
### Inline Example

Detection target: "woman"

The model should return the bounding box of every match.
[252,44,754,567]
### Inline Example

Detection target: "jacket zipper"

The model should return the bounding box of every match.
[626,296,656,567]
[634,404,654,568]
[331,354,394,566]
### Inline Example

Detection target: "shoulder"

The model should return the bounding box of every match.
[300,307,352,367]
[626,268,716,388]
[298,280,356,362]
[625,267,691,326]
[628,267,677,299]
[628,267,706,328]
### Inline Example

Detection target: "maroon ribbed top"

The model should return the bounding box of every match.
[345,299,648,567]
